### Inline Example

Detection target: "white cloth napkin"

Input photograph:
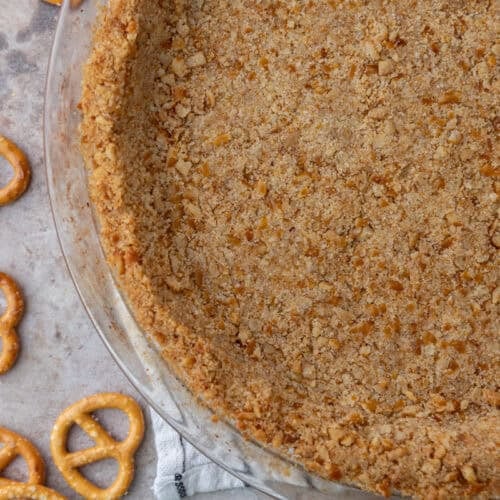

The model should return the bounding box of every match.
[151,409,245,498]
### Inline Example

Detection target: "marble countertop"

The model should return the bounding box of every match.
[0,0,158,497]
[1,2,267,499]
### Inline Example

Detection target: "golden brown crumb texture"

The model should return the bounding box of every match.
[80,0,499,498]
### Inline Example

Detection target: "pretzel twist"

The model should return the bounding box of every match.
[0,480,66,499]
[0,136,31,206]
[42,0,84,6]
[0,273,24,374]
[0,428,45,485]
[51,393,144,499]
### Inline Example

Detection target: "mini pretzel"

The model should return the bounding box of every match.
[0,136,31,206]
[0,273,24,374]
[42,0,82,6]
[0,427,45,485]
[50,393,144,499]
[0,480,66,499]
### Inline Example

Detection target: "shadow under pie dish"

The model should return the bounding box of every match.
[79,0,499,498]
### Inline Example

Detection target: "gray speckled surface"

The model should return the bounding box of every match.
[0,2,267,499]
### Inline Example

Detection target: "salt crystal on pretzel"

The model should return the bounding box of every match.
[51,392,144,499]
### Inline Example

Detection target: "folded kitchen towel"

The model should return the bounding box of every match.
[151,408,245,498]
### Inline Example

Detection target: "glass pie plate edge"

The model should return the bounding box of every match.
[43,2,377,499]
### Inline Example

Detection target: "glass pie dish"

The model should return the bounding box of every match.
[44,1,377,498]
